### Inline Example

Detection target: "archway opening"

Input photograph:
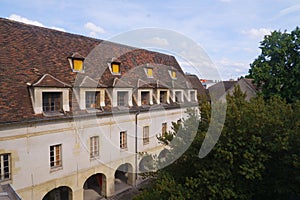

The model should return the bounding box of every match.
[83,173,106,199]
[114,163,134,194]
[42,186,72,200]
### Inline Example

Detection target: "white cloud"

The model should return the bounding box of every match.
[215,58,249,80]
[145,37,169,46]
[241,28,272,40]
[84,22,105,37]
[8,14,65,32]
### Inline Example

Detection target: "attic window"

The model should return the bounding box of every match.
[169,70,177,79]
[68,54,85,72]
[171,71,177,79]
[111,62,121,74]
[145,68,153,78]
[73,59,84,71]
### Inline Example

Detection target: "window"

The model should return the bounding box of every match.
[90,136,99,158]
[117,91,128,106]
[143,126,150,145]
[162,123,167,137]
[160,91,168,103]
[0,154,10,182]
[42,92,62,113]
[190,91,196,102]
[50,144,62,169]
[175,91,182,103]
[73,59,84,71]
[171,71,177,79]
[111,62,120,74]
[146,68,153,78]
[86,91,100,109]
[141,91,150,105]
[120,131,127,149]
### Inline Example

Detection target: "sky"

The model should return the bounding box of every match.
[1,0,300,80]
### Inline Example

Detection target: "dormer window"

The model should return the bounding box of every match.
[145,68,153,78]
[172,71,177,79]
[85,91,100,109]
[117,91,128,106]
[73,59,84,71]
[160,91,168,103]
[169,70,177,79]
[68,53,85,72]
[173,90,183,103]
[138,89,153,106]
[111,62,121,74]
[189,90,197,102]
[42,92,62,113]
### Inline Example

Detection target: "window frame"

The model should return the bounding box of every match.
[42,92,63,113]
[169,70,177,79]
[50,144,62,170]
[117,91,129,107]
[32,87,70,115]
[72,58,84,72]
[143,126,150,145]
[189,90,197,102]
[162,123,167,137]
[0,153,11,182]
[120,131,127,149]
[173,90,184,103]
[111,62,121,75]
[90,136,99,159]
[145,67,153,78]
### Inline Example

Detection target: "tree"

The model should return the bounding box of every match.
[249,27,300,103]
[134,87,300,200]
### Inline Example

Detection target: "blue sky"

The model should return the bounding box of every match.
[1,0,300,80]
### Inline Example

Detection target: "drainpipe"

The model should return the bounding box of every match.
[135,110,140,187]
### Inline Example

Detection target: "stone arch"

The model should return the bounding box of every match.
[42,186,72,200]
[139,154,155,173]
[114,163,135,193]
[83,173,106,199]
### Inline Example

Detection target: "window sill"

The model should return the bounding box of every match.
[86,108,103,113]
[43,111,64,117]
[50,166,63,173]
[90,156,100,161]
[120,147,128,151]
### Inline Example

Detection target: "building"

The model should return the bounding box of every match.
[208,78,257,102]
[0,18,199,200]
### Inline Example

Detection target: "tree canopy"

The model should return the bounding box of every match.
[248,27,300,103]
[134,87,300,200]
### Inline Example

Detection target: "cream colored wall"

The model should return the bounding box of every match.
[0,107,194,200]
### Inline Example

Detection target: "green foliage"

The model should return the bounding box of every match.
[134,86,300,200]
[249,27,300,103]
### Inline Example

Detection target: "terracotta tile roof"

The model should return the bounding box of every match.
[0,18,195,124]
[32,74,71,87]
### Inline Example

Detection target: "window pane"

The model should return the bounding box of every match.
[143,126,149,145]
[147,68,153,77]
[43,92,62,112]
[73,59,83,71]
[90,136,99,158]
[141,92,149,105]
[120,131,127,149]
[117,92,128,106]
[86,91,100,108]
[162,123,167,137]
[0,154,10,181]
[112,63,120,73]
